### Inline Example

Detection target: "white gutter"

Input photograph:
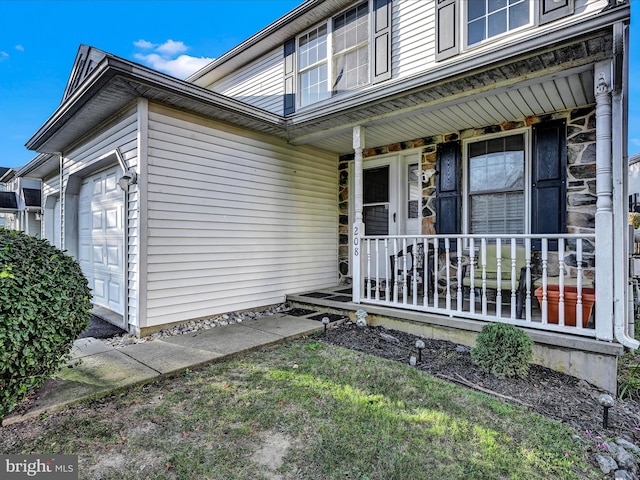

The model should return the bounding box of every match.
[612,20,639,349]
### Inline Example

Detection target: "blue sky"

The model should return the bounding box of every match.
[0,0,638,169]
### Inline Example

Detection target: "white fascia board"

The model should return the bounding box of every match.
[26,54,284,153]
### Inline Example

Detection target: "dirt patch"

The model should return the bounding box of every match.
[251,430,292,479]
[321,322,640,440]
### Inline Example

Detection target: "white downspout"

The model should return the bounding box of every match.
[612,21,639,349]
[352,126,365,303]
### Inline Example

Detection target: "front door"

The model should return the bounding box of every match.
[363,152,420,237]
[362,152,420,277]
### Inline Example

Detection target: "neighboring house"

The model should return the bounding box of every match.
[0,167,11,228]
[630,153,640,211]
[0,166,42,237]
[22,0,634,392]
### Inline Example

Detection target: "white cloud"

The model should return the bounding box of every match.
[156,39,188,56]
[0,51,8,61]
[134,39,155,49]
[15,45,24,52]
[133,39,214,79]
[134,53,214,79]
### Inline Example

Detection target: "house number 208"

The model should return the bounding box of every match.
[353,226,359,256]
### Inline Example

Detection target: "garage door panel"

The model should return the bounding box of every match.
[79,165,124,315]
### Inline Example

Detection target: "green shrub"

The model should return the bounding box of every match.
[471,323,533,379]
[0,229,92,420]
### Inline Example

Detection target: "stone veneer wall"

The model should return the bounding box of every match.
[337,106,597,285]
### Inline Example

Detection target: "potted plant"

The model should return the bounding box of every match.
[534,285,595,327]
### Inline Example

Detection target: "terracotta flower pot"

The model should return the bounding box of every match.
[534,285,595,327]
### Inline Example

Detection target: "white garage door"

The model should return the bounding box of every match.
[78,166,125,315]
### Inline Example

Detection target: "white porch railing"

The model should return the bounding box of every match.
[355,234,597,337]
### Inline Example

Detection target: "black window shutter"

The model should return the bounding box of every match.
[372,0,392,83]
[435,141,462,238]
[435,0,459,61]
[283,38,296,115]
[540,0,574,24]
[531,120,567,250]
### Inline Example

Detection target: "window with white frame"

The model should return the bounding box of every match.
[298,2,370,108]
[468,134,526,234]
[467,0,531,47]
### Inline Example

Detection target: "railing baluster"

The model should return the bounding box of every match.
[445,238,451,311]
[433,238,439,308]
[558,238,566,327]
[384,239,390,302]
[393,237,399,304]
[402,237,408,305]
[412,237,418,306]
[525,237,532,321]
[541,239,548,325]
[456,239,463,312]
[576,238,583,329]
[423,237,429,308]
[510,238,517,319]
[469,238,476,314]
[496,238,502,318]
[366,238,372,300]
[481,238,487,316]
[374,239,380,301]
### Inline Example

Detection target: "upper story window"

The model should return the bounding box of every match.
[467,0,531,47]
[435,0,573,62]
[299,25,330,107]
[298,2,370,108]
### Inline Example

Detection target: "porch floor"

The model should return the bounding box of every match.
[287,286,595,330]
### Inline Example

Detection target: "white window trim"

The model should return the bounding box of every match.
[462,128,531,235]
[462,0,537,51]
[295,0,372,109]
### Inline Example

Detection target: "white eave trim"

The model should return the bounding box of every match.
[26,54,284,153]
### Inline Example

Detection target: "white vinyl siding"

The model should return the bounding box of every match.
[61,106,139,328]
[207,48,285,114]
[392,0,432,78]
[146,103,337,327]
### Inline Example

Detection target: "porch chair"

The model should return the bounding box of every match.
[390,242,433,293]
[462,243,528,316]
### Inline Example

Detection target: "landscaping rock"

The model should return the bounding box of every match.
[618,438,640,454]
[597,454,618,475]
[379,332,400,344]
[614,469,636,480]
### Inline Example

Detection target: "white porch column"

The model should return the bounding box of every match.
[352,126,365,303]
[594,66,614,341]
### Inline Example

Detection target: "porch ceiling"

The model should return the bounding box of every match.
[292,67,595,155]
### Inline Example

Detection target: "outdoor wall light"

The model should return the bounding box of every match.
[118,171,138,191]
[415,168,436,184]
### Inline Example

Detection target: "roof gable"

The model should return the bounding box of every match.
[62,45,107,102]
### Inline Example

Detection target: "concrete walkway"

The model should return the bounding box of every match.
[3,314,323,426]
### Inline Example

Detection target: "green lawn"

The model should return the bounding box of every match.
[0,339,600,479]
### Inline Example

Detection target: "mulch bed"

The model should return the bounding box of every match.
[321,322,640,440]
